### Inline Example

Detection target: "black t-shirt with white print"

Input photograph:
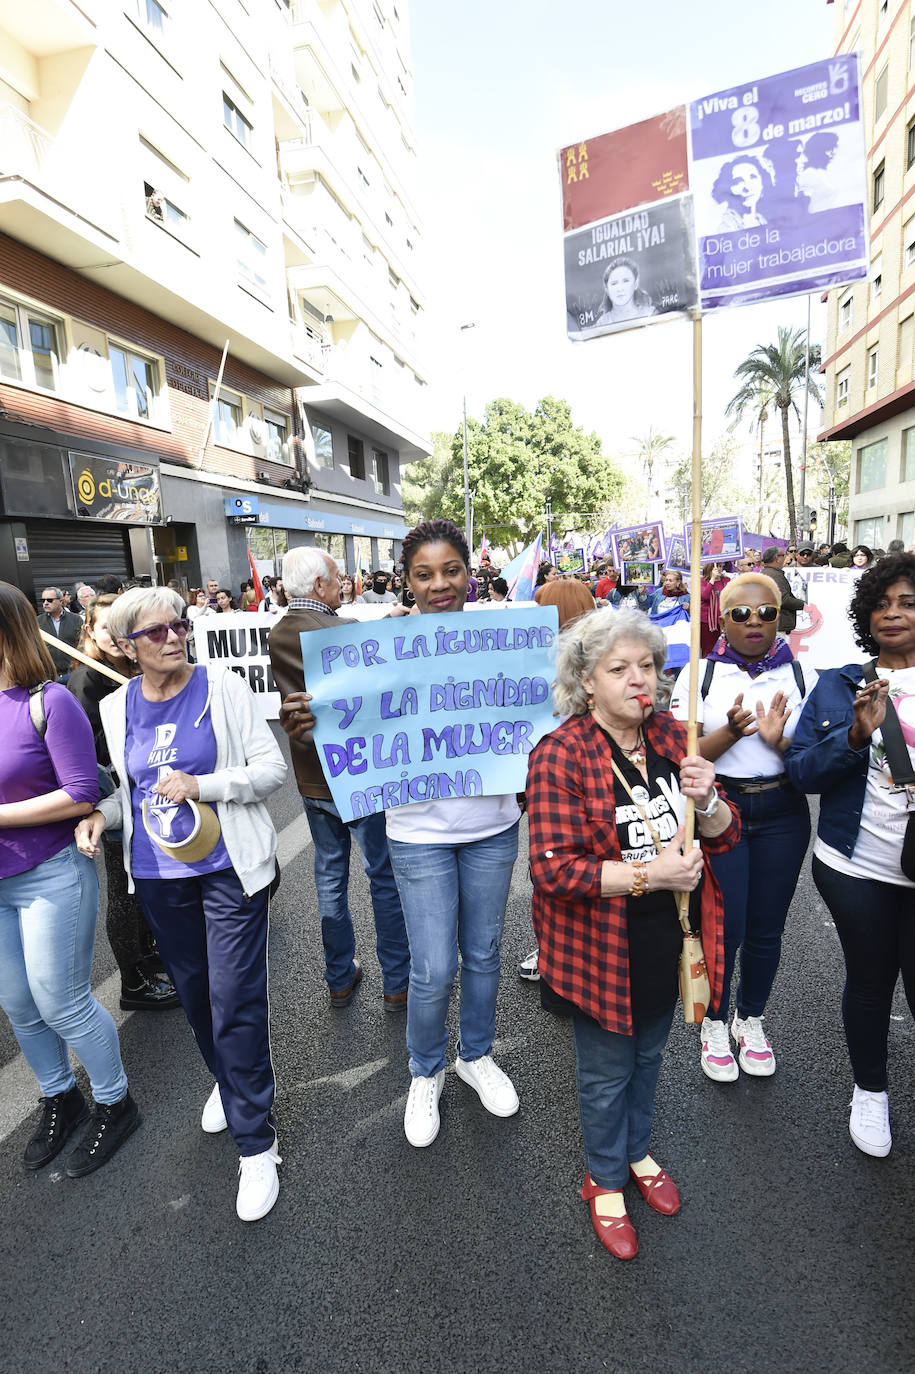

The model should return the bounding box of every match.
[601,730,696,1023]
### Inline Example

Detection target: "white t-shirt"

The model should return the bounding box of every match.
[384,792,521,846]
[815,664,915,888]
[670,656,818,779]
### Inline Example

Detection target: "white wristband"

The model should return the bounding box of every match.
[695,791,719,818]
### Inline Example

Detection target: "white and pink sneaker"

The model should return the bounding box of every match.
[700,1016,738,1082]
[731,1013,776,1077]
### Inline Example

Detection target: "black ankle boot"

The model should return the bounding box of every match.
[119,964,181,1012]
[24,1085,89,1170]
[66,1092,141,1178]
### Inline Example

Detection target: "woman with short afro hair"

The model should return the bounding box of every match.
[787,553,915,1159]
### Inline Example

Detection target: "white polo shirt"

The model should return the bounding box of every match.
[670,656,818,778]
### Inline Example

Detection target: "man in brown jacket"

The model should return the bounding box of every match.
[268,546,409,1011]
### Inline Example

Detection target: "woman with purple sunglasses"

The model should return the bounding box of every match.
[74,586,287,1222]
[669,572,817,1084]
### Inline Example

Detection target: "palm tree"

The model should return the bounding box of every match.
[726,326,822,542]
[631,427,675,521]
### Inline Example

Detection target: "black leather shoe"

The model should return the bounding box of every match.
[119,964,181,1012]
[66,1092,141,1178]
[24,1085,89,1171]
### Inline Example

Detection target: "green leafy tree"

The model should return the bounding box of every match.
[433,396,625,549]
[725,325,823,543]
[400,431,457,526]
[807,441,851,539]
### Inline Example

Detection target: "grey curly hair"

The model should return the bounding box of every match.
[552,608,667,716]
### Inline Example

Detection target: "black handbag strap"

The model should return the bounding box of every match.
[861,660,915,784]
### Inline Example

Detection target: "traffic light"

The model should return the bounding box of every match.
[809,509,818,530]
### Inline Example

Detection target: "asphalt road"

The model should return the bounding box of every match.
[1,754,913,1374]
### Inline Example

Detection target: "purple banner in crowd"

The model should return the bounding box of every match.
[689,56,867,310]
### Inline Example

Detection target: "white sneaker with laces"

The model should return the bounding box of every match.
[700,1016,738,1082]
[518,948,540,982]
[404,1070,445,1148]
[454,1054,519,1117]
[731,1013,776,1076]
[849,1085,892,1157]
[201,1083,227,1134]
[236,1146,281,1221]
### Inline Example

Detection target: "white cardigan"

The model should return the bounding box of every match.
[98,666,287,897]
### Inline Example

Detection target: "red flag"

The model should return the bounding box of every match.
[355,569,363,596]
[247,548,264,606]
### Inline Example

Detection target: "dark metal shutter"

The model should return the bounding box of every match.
[23,520,132,602]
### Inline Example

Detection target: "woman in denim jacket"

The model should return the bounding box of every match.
[786,554,915,1160]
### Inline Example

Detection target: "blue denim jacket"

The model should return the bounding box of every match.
[784,661,872,859]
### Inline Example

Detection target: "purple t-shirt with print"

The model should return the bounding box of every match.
[126,666,231,879]
[0,684,99,878]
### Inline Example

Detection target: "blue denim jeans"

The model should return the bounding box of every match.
[387,821,520,1078]
[709,783,810,1022]
[303,797,410,994]
[572,1005,675,1190]
[0,843,128,1104]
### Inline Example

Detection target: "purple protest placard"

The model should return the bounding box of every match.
[689,56,867,310]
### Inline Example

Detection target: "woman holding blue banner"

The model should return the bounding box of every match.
[670,572,816,1084]
[389,519,523,1148]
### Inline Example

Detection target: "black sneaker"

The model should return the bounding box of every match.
[23,1085,89,1171]
[66,1092,141,1178]
[119,964,181,1012]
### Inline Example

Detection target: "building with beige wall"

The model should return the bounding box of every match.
[820,0,915,548]
[0,0,428,595]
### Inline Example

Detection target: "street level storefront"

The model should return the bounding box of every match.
[0,425,165,599]
[222,495,408,579]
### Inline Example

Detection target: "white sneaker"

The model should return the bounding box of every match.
[518,947,540,982]
[201,1083,227,1134]
[454,1054,519,1117]
[849,1085,892,1157]
[404,1070,445,1148]
[700,1016,739,1082]
[731,1013,776,1077]
[236,1146,281,1221]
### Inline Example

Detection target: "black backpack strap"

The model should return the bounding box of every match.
[791,659,807,699]
[700,658,715,700]
[28,682,49,740]
[861,660,915,783]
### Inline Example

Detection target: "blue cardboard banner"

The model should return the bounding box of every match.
[299,607,561,822]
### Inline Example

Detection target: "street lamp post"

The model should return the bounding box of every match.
[460,323,476,550]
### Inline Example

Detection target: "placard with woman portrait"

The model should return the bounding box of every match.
[564,197,699,341]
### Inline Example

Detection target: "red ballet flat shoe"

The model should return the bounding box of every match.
[580,1173,638,1260]
[629,1163,681,1215]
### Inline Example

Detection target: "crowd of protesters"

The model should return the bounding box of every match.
[1,527,913,1258]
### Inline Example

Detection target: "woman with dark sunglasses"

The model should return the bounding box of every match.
[73,587,287,1221]
[670,573,816,1083]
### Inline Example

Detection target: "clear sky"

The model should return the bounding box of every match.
[409,0,839,463]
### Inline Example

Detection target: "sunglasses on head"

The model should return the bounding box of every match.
[724,604,779,623]
[125,618,191,643]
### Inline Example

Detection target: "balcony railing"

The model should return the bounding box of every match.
[0,105,54,181]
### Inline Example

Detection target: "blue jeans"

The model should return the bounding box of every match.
[303,797,410,995]
[0,843,128,1104]
[572,1005,675,1190]
[709,783,810,1022]
[135,869,276,1155]
[387,822,520,1078]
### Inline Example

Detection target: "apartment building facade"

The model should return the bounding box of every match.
[819,0,915,548]
[0,0,428,598]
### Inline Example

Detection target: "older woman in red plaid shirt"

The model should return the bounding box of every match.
[526,609,739,1261]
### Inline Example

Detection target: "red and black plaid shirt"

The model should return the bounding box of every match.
[527,711,739,1035]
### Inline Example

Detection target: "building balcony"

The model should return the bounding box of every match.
[303,344,430,462]
[0,104,121,262]
[0,0,99,61]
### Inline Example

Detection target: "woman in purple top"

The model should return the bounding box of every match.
[75,587,286,1222]
[0,582,139,1177]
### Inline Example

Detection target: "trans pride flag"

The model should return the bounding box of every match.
[502,533,543,602]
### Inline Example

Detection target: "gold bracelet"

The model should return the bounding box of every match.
[629,861,649,897]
